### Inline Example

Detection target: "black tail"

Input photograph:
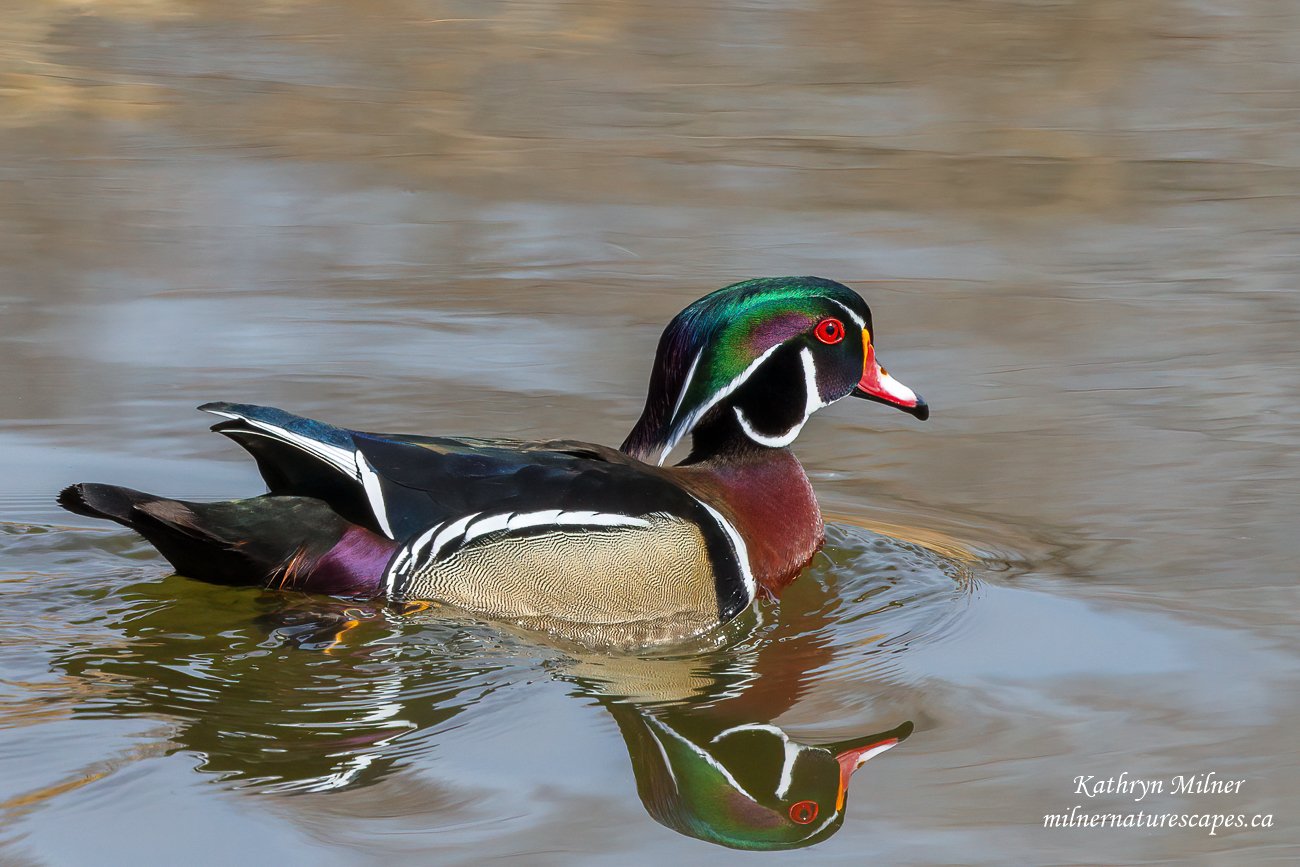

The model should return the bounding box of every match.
[57,483,389,592]
[58,482,140,522]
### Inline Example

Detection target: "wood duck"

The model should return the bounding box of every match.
[58,277,928,648]
[613,708,913,850]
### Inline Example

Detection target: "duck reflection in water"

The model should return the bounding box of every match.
[269,599,915,850]
[609,702,911,850]
[48,588,913,851]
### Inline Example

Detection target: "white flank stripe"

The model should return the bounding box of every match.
[691,497,756,602]
[506,509,564,531]
[387,547,410,582]
[355,451,395,539]
[553,511,649,528]
[407,523,443,563]
[429,513,481,560]
[389,548,410,575]
[462,510,649,544]
[384,544,415,596]
[463,512,513,543]
[396,509,656,578]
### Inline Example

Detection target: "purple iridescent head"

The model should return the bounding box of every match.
[621,277,927,464]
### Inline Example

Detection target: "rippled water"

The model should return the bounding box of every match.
[3,1,1299,863]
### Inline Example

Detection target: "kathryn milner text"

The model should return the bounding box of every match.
[1074,773,1244,802]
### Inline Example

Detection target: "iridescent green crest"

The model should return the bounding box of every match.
[622,277,871,462]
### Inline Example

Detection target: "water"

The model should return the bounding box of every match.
[2,1,1299,863]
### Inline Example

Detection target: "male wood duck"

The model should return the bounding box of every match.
[59,276,927,648]
[614,709,913,850]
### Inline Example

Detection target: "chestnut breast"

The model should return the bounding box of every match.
[675,449,824,597]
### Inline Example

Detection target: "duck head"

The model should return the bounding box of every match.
[617,708,914,850]
[622,277,928,465]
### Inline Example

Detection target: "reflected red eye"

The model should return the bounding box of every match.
[814,318,844,345]
[789,800,819,824]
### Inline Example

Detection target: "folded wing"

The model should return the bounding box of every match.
[198,402,712,541]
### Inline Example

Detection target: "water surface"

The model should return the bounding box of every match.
[2,1,1298,863]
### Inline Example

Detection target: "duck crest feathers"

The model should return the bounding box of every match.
[621,277,867,464]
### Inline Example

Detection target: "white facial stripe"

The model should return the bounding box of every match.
[643,718,680,794]
[775,739,803,800]
[823,296,866,329]
[732,347,825,449]
[801,346,827,414]
[690,496,755,602]
[709,724,803,800]
[660,297,861,464]
[734,406,803,448]
[668,348,704,428]
[355,451,395,539]
[646,716,762,805]
[711,723,789,742]
[659,342,785,465]
[804,806,841,837]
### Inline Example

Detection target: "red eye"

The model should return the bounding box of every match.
[814,318,844,345]
[789,800,819,824]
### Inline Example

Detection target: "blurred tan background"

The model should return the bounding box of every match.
[1,2,1298,863]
